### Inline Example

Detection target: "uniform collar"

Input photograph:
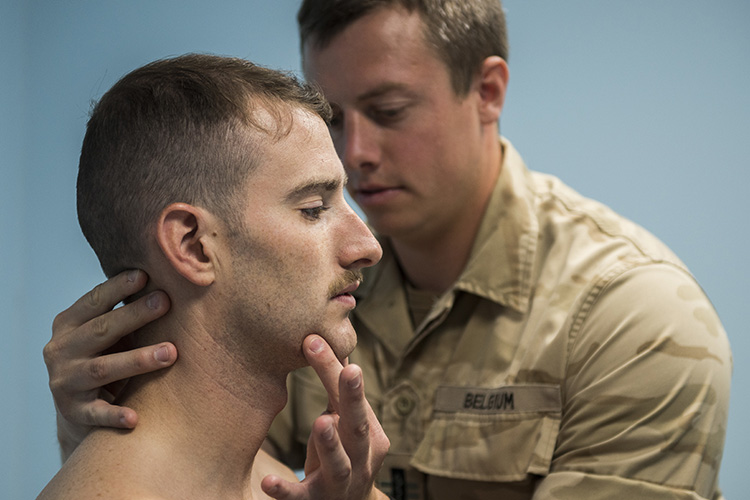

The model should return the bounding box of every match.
[453,137,537,314]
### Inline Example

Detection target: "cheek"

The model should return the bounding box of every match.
[273,238,331,294]
[390,126,450,176]
[243,218,335,295]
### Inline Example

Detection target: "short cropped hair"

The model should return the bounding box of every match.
[77,54,331,278]
[297,0,509,96]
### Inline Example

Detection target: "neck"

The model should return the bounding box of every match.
[392,135,503,294]
[106,315,289,499]
[390,217,479,293]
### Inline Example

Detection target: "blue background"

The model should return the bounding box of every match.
[2,1,747,498]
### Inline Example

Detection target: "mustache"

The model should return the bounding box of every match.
[328,269,364,298]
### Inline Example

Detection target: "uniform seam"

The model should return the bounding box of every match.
[563,259,646,407]
[547,186,663,263]
[562,259,698,405]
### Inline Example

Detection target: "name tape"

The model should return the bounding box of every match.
[434,384,561,414]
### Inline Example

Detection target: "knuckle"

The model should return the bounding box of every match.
[51,312,69,336]
[42,340,59,365]
[87,358,110,383]
[132,349,153,372]
[378,432,390,451]
[382,434,391,449]
[321,435,339,453]
[376,426,389,443]
[332,463,352,482]
[353,421,370,439]
[86,283,104,309]
[88,315,110,340]
[83,404,101,427]
[47,373,64,395]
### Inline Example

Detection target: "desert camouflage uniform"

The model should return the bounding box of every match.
[269,138,731,499]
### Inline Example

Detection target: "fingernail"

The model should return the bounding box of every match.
[146,292,161,310]
[127,269,139,282]
[309,337,324,354]
[348,372,362,389]
[322,423,334,441]
[154,345,170,362]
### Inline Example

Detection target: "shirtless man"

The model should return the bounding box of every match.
[39,53,388,499]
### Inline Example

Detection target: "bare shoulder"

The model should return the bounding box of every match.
[37,464,162,500]
[37,432,163,500]
[38,471,166,500]
[38,474,161,500]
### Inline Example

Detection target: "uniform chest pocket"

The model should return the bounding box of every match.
[411,384,562,482]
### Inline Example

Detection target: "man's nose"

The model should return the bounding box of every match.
[339,207,382,271]
[338,113,381,173]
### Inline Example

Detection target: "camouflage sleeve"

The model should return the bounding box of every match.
[535,263,731,499]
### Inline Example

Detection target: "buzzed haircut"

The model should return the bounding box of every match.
[77,54,331,278]
[297,0,509,96]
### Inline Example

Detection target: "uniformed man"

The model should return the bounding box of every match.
[45,1,731,499]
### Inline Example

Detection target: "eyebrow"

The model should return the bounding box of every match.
[356,82,415,103]
[284,174,347,203]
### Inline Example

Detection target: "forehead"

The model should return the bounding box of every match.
[244,108,345,197]
[302,7,446,92]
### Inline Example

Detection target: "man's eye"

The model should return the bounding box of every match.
[370,105,407,125]
[301,205,330,220]
[380,107,403,117]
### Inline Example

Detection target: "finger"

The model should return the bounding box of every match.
[304,425,321,475]
[302,335,344,412]
[310,413,352,486]
[62,291,171,357]
[336,364,372,466]
[53,270,149,331]
[261,475,308,500]
[74,399,139,429]
[73,343,177,392]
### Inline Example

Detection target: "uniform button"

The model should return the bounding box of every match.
[395,395,415,416]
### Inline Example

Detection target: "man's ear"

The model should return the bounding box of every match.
[475,55,509,125]
[156,203,218,287]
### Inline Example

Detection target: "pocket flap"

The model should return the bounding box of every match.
[411,384,562,482]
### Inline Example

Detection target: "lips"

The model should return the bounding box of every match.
[353,184,402,207]
[355,182,396,195]
[333,281,360,298]
[330,280,360,310]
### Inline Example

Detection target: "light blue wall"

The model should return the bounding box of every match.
[1,0,31,498]
[2,1,746,498]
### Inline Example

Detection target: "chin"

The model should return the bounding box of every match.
[324,320,358,361]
